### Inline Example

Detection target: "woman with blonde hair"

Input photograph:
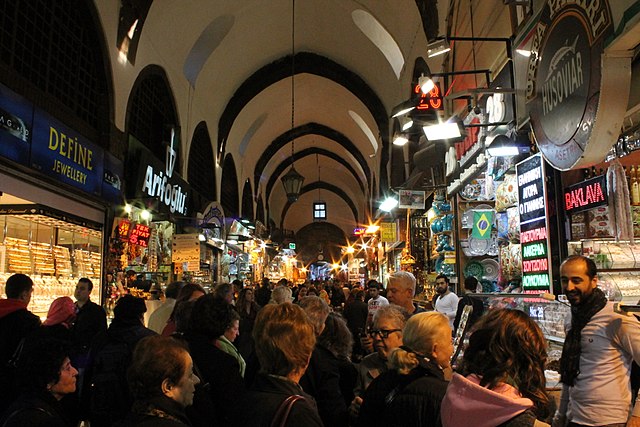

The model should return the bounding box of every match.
[357,311,453,427]
[441,309,552,427]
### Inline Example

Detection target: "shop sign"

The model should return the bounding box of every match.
[564,175,607,214]
[353,227,366,236]
[102,152,124,204]
[200,202,224,248]
[516,154,552,292]
[413,82,443,112]
[398,190,425,209]
[380,222,397,243]
[31,108,104,196]
[129,223,151,247]
[289,242,296,250]
[118,219,131,240]
[0,83,32,165]
[128,136,190,217]
[526,0,614,170]
[172,234,200,263]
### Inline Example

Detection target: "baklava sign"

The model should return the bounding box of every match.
[526,0,613,170]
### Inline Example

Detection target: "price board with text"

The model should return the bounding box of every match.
[516,154,552,292]
[129,223,151,247]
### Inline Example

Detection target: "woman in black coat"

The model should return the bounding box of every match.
[236,303,323,427]
[357,312,453,427]
[0,338,78,427]
[116,335,198,426]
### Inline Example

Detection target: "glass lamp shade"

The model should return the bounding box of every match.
[281,165,305,203]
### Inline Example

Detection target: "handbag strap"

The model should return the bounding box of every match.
[6,337,26,368]
[270,394,305,427]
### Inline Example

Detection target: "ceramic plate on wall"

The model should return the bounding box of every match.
[481,258,500,281]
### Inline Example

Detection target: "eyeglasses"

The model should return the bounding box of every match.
[369,328,402,339]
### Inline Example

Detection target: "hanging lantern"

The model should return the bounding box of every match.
[281,164,305,202]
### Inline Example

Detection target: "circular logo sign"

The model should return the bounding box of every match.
[526,3,612,170]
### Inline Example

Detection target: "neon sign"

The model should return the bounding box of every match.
[413,82,443,111]
[564,175,607,214]
[118,220,131,240]
[129,223,151,247]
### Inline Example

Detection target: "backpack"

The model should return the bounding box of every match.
[86,335,133,427]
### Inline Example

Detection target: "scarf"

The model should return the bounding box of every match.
[559,287,607,386]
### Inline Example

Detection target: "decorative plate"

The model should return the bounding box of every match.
[481,258,500,281]
[461,210,474,229]
[468,236,490,256]
[460,179,483,201]
[464,261,484,278]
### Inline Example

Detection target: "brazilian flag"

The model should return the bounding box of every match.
[472,210,494,240]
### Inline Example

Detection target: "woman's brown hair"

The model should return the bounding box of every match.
[253,302,316,377]
[461,309,550,419]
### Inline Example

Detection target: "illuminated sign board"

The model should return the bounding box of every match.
[118,220,131,240]
[564,175,607,214]
[129,223,151,247]
[516,154,552,292]
[413,82,443,111]
[289,243,296,250]
[353,227,366,236]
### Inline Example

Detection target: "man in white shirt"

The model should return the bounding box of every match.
[434,275,458,329]
[553,255,640,427]
[147,281,183,334]
[367,280,389,319]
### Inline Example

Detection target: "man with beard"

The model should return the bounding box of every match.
[553,255,640,427]
[433,275,458,329]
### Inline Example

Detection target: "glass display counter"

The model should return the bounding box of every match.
[567,239,640,303]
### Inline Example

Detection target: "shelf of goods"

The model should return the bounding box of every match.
[568,239,640,303]
[0,237,102,315]
[457,197,501,292]
[429,202,456,278]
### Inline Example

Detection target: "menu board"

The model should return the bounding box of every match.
[516,154,552,292]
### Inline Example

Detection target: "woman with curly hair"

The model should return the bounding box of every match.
[441,309,553,427]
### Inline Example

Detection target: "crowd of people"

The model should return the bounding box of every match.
[1,254,639,426]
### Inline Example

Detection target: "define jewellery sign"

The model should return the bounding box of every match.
[127,134,190,217]
[516,154,552,292]
[31,108,104,196]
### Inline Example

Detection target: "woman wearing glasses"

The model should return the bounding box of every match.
[357,311,453,427]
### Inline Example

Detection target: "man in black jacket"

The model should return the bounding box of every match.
[0,273,41,414]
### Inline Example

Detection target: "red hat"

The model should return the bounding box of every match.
[44,296,76,328]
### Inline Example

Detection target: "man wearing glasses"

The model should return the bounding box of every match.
[350,305,409,422]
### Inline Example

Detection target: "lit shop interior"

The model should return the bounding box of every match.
[0,193,103,318]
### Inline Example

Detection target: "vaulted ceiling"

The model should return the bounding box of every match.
[94,0,515,238]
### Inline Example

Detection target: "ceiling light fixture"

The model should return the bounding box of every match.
[392,132,409,146]
[427,38,450,58]
[390,99,417,118]
[486,132,531,157]
[281,0,305,203]
[422,117,465,141]
[380,197,399,212]
[400,116,414,132]
[418,73,435,94]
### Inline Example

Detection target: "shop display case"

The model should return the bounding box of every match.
[0,214,102,317]
[567,239,640,303]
